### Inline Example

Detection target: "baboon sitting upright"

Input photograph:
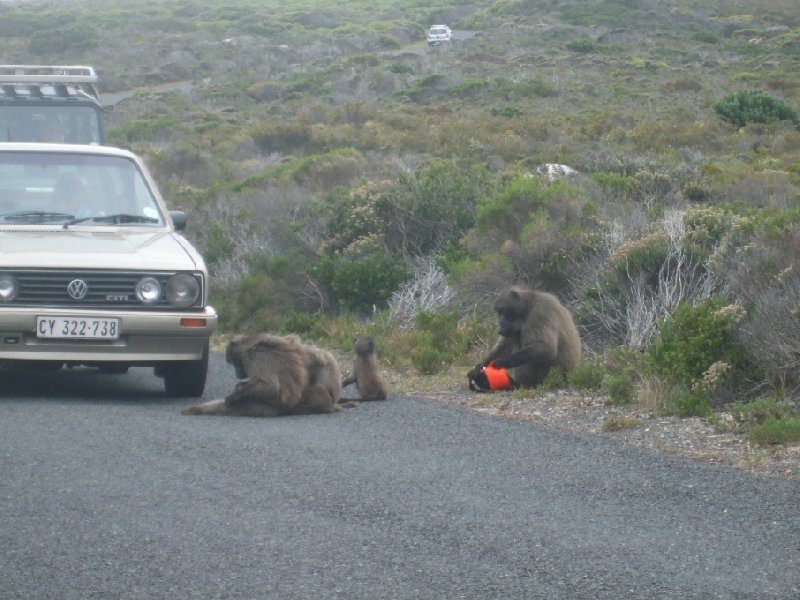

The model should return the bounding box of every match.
[182,333,344,416]
[341,336,389,401]
[468,286,582,389]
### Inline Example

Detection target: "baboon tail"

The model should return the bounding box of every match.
[181,398,226,415]
[336,399,360,409]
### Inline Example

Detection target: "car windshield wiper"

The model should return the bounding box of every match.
[61,216,95,229]
[83,213,160,225]
[61,213,160,229]
[3,210,75,223]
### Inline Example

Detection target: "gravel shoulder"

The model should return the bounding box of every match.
[388,368,800,481]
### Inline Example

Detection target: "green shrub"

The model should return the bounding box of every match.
[216,253,313,332]
[569,358,606,391]
[447,79,487,99]
[0,12,38,36]
[314,250,408,314]
[28,23,99,53]
[608,232,670,289]
[663,77,704,92]
[730,394,791,424]
[112,115,187,144]
[319,184,382,256]
[388,62,413,75]
[681,181,714,203]
[648,297,762,397]
[411,335,453,375]
[396,74,446,102]
[474,178,596,287]
[590,172,633,198]
[215,274,282,332]
[709,212,800,389]
[692,31,719,44]
[252,122,313,154]
[713,90,799,129]
[512,79,558,98]
[322,162,492,259]
[200,222,236,268]
[539,367,569,391]
[669,387,711,418]
[407,310,466,375]
[414,310,461,352]
[378,34,400,49]
[384,162,492,256]
[683,206,738,254]
[490,106,523,118]
[151,143,210,184]
[748,416,800,445]
[603,370,636,405]
[279,311,328,339]
[566,39,595,53]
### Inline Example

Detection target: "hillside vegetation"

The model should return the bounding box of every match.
[2,0,800,440]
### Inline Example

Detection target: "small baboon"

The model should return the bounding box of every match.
[181,334,345,416]
[468,286,582,389]
[341,336,389,401]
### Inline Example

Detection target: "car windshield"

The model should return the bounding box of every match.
[0,151,165,226]
[0,106,103,144]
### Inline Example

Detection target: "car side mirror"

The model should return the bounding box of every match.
[169,210,187,231]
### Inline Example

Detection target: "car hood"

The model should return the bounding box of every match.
[0,228,204,271]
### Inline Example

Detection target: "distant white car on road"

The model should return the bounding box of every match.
[427,25,453,45]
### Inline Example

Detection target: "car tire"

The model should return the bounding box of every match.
[161,341,209,398]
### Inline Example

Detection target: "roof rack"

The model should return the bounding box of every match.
[0,65,98,83]
[0,65,99,99]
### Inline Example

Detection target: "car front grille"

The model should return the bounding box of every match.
[6,269,204,309]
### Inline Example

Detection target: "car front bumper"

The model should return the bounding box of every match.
[0,306,217,363]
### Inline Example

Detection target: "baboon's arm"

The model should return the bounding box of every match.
[492,337,558,368]
[481,336,517,366]
[225,377,280,407]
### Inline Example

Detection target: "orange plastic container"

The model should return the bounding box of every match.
[484,362,514,390]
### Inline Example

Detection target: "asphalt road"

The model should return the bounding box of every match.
[1,352,798,599]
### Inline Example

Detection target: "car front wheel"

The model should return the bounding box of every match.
[159,341,209,398]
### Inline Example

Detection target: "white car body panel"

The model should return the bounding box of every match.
[0,143,217,396]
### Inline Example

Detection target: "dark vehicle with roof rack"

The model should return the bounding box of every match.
[0,65,104,145]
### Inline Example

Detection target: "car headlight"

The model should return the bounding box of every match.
[166,274,200,308]
[135,277,162,304]
[0,274,18,301]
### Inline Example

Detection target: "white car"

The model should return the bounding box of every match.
[0,143,217,396]
[427,24,453,45]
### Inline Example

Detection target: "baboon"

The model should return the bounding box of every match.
[181,334,344,416]
[341,336,389,401]
[468,286,582,389]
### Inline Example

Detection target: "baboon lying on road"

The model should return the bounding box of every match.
[182,334,346,416]
[468,286,582,389]
[341,336,389,401]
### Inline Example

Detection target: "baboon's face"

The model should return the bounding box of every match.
[226,336,249,379]
[354,336,375,355]
[494,290,528,338]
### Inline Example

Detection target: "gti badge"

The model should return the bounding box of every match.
[67,279,89,300]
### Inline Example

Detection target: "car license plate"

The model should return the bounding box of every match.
[37,316,120,340]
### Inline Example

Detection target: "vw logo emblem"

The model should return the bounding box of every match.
[67,279,89,300]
